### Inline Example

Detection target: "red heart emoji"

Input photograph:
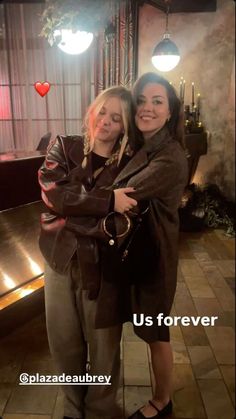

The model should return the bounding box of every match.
[34,81,51,97]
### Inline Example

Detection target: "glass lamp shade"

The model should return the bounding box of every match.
[151,36,180,72]
[53,29,94,55]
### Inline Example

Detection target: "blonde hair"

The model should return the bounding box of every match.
[82,86,134,167]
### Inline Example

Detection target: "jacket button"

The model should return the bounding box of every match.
[52,261,57,269]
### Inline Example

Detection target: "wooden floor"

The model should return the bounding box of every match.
[0,201,44,298]
[0,229,235,419]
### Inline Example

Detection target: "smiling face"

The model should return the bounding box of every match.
[93,96,124,144]
[135,83,171,140]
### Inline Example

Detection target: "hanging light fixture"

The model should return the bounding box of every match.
[53,29,94,55]
[40,0,116,56]
[151,0,180,72]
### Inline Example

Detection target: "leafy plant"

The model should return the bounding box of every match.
[40,0,121,45]
[180,183,235,237]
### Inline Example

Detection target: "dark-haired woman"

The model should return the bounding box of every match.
[121,73,188,419]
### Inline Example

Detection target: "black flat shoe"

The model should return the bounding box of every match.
[128,399,173,418]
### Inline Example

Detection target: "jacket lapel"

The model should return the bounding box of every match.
[67,136,84,166]
[68,138,93,186]
[113,127,173,186]
[113,148,148,185]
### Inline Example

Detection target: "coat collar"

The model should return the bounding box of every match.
[143,125,172,154]
[114,126,173,185]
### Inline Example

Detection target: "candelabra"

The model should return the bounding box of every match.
[176,78,204,133]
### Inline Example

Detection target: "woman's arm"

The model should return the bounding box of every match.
[123,152,188,211]
[38,136,114,217]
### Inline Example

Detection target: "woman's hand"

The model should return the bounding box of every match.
[114,187,137,214]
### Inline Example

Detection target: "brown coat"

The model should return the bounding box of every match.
[109,127,188,341]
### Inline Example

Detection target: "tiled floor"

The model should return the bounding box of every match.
[0,229,235,419]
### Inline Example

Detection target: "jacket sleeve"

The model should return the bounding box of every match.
[38,136,113,217]
[64,148,188,238]
[125,152,188,211]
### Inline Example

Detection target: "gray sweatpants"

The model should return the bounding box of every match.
[44,260,123,419]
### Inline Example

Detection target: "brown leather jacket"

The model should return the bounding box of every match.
[38,135,130,273]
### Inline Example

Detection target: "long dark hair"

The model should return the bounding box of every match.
[132,72,185,148]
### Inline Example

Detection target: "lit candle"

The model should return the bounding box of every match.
[191,82,195,107]
[180,77,185,103]
[197,93,200,110]
[182,80,185,103]
[193,104,197,123]
[196,93,201,122]
[180,81,183,101]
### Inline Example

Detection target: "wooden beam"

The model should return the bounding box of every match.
[141,0,217,13]
[0,0,45,3]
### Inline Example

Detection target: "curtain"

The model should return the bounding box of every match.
[94,0,138,94]
[0,0,138,153]
[0,3,94,153]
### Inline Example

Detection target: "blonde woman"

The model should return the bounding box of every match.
[38,86,137,419]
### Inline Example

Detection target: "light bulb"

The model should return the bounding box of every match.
[152,55,180,72]
[54,29,94,55]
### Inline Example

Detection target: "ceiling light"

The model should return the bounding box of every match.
[151,1,180,72]
[54,29,94,55]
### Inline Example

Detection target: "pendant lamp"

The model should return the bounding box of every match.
[53,29,93,55]
[151,1,180,72]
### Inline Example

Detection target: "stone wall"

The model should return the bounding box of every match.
[138,0,235,200]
